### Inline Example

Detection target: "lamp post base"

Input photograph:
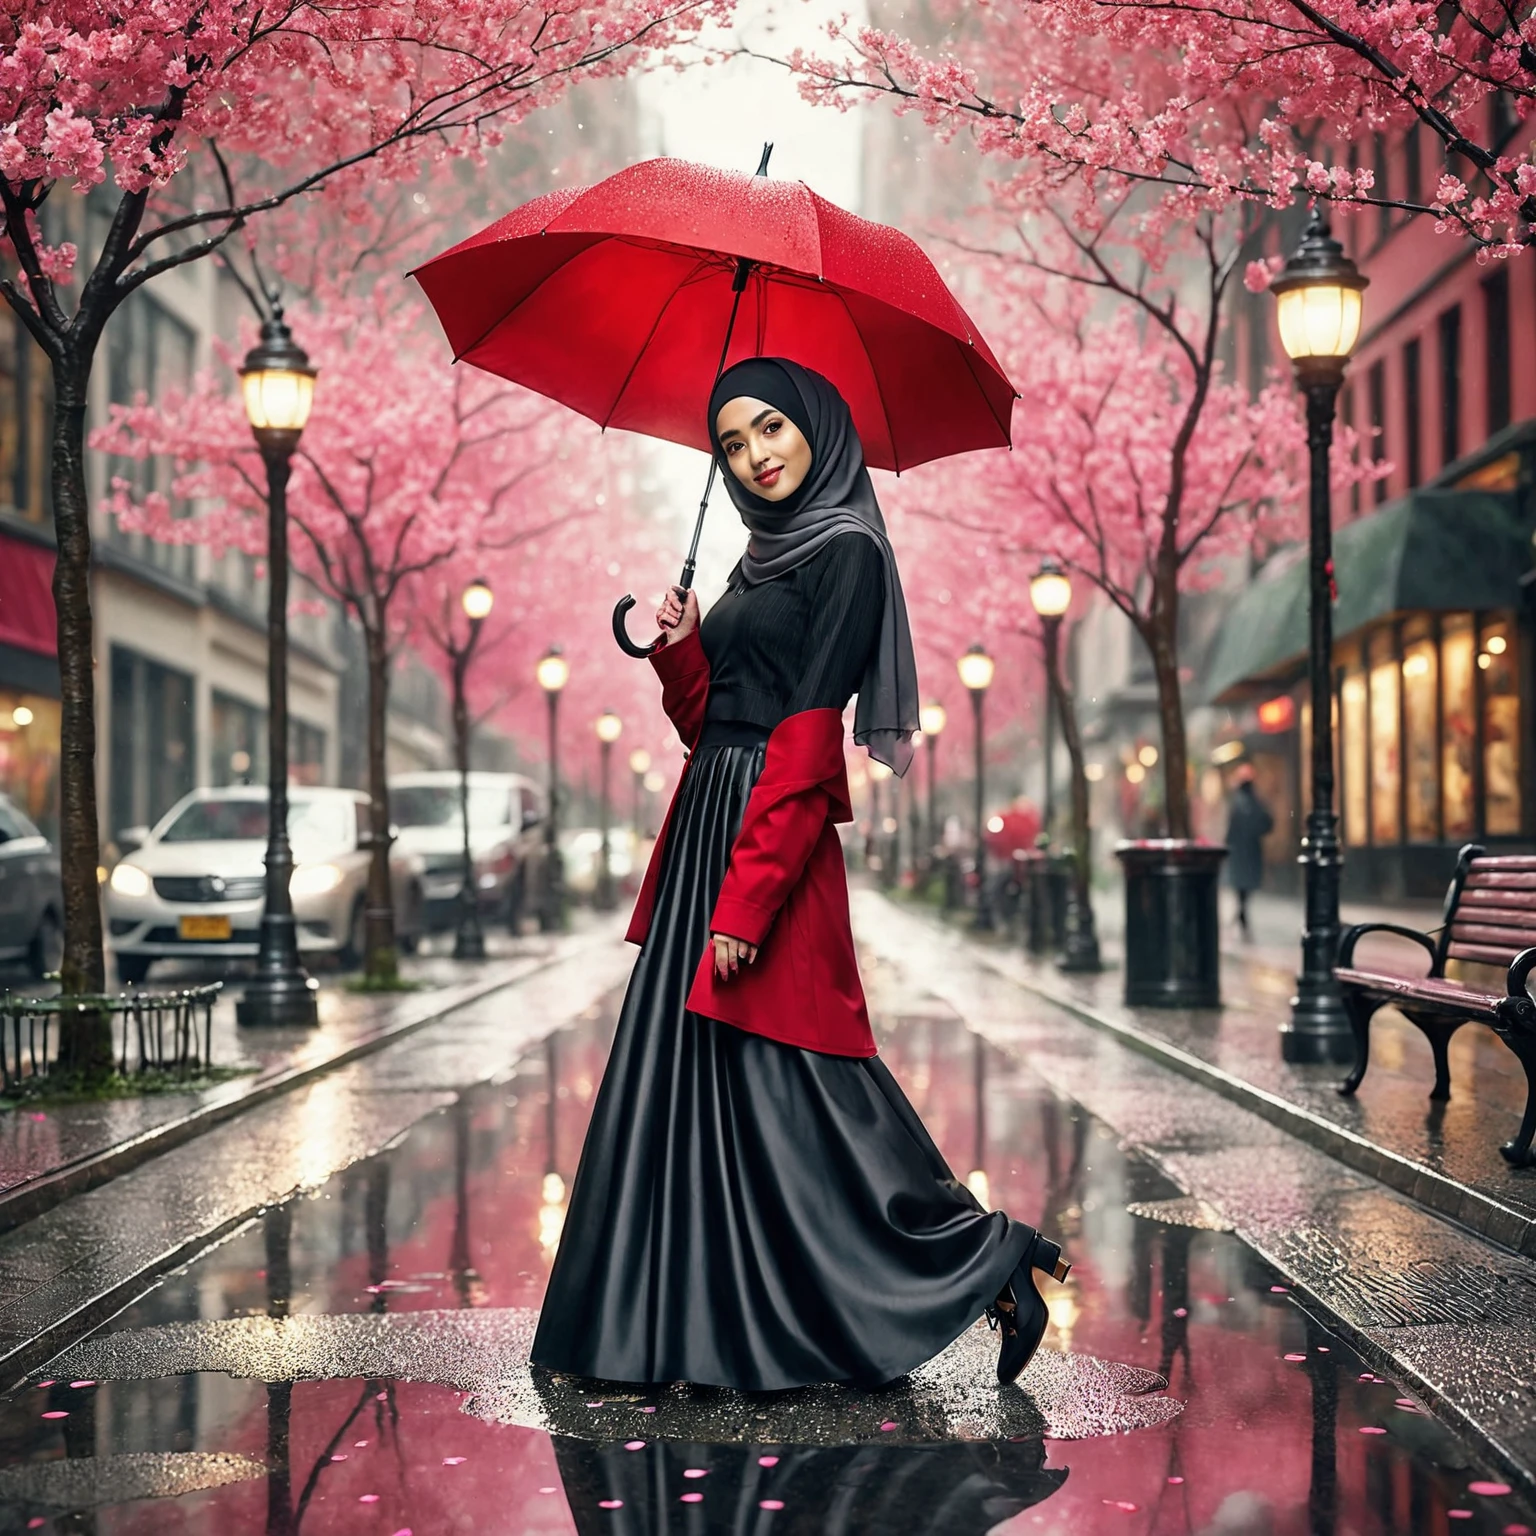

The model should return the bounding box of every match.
[1058,893,1103,973]
[237,917,320,1028]
[1282,980,1354,1063]
[453,918,488,960]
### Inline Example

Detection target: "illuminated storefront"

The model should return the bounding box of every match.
[1206,462,1533,900]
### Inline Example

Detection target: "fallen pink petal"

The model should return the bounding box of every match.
[359,1494,380,1503]
[760,1500,785,1511]
[880,1421,898,1432]
[758,1456,780,1467]
[68,1381,94,1389]
[1270,1286,1288,1294]
[598,1500,623,1510]
[680,1493,704,1504]
[1172,1306,1187,1317]
[1167,1477,1185,1485]
[1284,1353,1306,1362]
[442,1456,467,1465]
[1470,1483,1513,1497]
[41,1411,67,1420]
[624,1441,646,1451]
[1360,1427,1387,1435]
[683,1468,708,1478]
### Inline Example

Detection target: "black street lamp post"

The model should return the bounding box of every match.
[958,644,996,930]
[919,702,946,877]
[536,648,570,932]
[236,307,320,1029]
[1031,558,1102,973]
[628,748,651,839]
[1271,211,1368,1063]
[594,710,623,911]
[451,577,494,960]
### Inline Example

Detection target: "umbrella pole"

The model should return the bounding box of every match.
[612,143,774,659]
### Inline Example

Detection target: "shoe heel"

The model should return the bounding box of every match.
[1030,1234,1071,1285]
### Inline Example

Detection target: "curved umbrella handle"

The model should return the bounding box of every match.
[612,593,666,659]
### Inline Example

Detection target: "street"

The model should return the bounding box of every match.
[0,897,1531,1534]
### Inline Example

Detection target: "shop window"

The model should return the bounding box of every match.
[104,291,197,583]
[1483,268,1511,437]
[1368,359,1388,505]
[109,647,194,840]
[1402,627,1439,841]
[1404,123,1422,208]
[1341,660,1368,846]
[291,720,327,786]
[1441,615,1476,839]
[1403,338,1422,488]
[0,693,60,839]
[212,691,265,787]
[1480,615,1520,834]
[0,313,50,522]
[1369,628,1401,845]
[1438,305,1462,468]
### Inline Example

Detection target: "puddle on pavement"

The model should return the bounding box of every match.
[0,997,1530,1534]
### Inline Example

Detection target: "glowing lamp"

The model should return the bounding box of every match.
[919,701,947,737]
[957,644,995,694]
[1271,212,1367,380]
[536,648,570,694]
[461,578,494,622]
[240,308,316,441]
[629,748,652,776]
[595,710,623,744]
[1029,558,1072,619]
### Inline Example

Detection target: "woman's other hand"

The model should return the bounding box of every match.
[657,586,699,645]
[711,933,758,979]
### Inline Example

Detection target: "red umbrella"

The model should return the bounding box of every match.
[412,148,1015,654]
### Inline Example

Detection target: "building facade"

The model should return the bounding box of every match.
[1205,114,1536,899]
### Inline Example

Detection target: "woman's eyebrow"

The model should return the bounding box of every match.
[716,407,779,448]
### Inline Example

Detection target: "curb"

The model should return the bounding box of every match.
[925,910,1536,1261]
[0,939,593,1239]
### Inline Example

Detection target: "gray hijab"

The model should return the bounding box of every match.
[709,357,919,775]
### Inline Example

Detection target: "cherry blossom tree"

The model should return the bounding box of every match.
[95,299,617,980]
[886,272,1316,839]
[1,0,725,1015]
[791,0,1534,252]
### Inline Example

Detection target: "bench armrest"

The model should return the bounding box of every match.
[1337,922,1439,974]
[1507,947,1536,1000]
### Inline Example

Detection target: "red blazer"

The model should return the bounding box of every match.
[626,629,876,1058]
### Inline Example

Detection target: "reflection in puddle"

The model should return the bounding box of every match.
[0,996,1530,1534]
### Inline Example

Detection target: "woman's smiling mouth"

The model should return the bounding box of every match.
[754,464,783,487]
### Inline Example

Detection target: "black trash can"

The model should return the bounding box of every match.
[1115,840,1228,1008]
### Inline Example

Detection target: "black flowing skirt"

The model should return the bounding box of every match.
[530,741,1031,1391]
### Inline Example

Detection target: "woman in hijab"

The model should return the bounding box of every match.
[531,358,1067,1393]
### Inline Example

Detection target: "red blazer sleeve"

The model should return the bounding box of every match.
[649,628,710,750]
[709,708,853,947]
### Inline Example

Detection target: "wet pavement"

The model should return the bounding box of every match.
[2,958,1532,1535]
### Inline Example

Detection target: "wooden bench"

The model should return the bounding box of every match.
[1336,844,1536,1168]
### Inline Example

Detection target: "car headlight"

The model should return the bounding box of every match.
[290,862,345,898]
[109,862,151,898]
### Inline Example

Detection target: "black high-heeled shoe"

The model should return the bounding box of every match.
[987,1232,1071,1386]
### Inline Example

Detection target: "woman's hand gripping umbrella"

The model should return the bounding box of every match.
[411,148,1016,655]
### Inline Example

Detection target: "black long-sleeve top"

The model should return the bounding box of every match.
[699,532,885,733]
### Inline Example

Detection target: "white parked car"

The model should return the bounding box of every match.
[106,786,425,985]
[389,771,545,932]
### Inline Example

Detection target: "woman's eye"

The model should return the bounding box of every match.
[725,441,742,455]
[764,419,780,435]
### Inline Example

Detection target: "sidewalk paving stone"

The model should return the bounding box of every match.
[886,889,1536,1256]
[0,927,608,1233]
[854,899,1536,1501]
[0,925,638,1385]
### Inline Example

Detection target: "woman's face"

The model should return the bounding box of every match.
[714,395,812,503]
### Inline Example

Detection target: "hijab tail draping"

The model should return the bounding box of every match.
[708,358,920,776]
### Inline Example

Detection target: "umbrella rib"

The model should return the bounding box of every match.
[599,253,717,434]
[957,336,1016,446]
[828,286,901,476]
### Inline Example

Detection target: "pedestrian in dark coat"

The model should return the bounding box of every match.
[1225,765,1274,936]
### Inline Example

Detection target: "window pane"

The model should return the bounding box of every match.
[1369,630,1401,844]
[1403,636,1438,841]
[1342,662,1368,846]
[1481,616,1520,835]
[1442,616,1475,839]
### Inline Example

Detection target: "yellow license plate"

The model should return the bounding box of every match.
[180,915,233,941]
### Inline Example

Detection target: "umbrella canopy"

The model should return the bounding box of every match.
[412,158,1014,473]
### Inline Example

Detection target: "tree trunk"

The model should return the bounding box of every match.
[51,352,114,1077]
[1146,567,1192,840]
[363,624,399,982]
